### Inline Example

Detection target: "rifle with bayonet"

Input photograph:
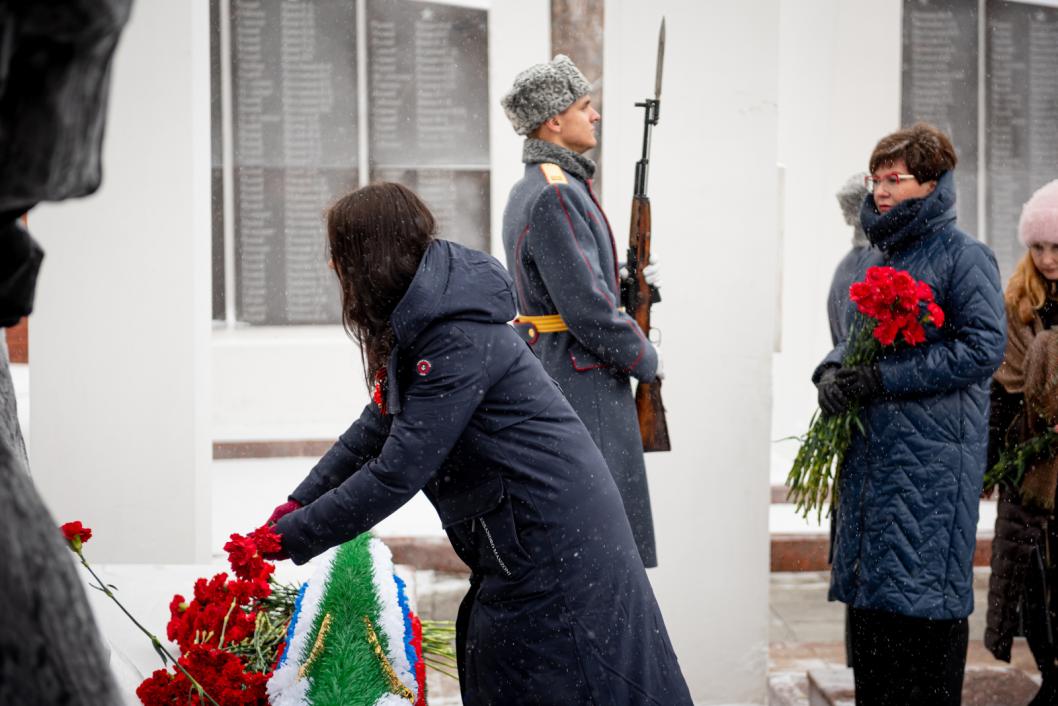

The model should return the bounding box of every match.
[623,18,670,453]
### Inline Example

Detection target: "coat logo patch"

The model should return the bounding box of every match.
[416,359,432,376]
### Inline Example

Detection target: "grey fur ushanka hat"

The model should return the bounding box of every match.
[500,55,592,136]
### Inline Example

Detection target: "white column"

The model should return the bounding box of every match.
[488,0,551,261]
[771,0,902,474]
[603,2,780,702]
[28,1,212,563]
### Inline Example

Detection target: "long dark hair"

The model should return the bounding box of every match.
[326,182,436,387]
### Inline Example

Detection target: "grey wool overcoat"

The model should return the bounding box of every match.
[501,147,660,567]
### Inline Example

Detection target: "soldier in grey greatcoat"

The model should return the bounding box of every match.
[499,55,662,567]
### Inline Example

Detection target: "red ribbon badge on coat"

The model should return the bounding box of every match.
[372,367,388,415]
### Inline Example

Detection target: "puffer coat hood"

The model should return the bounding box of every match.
[861,170,957,253]
[391,239,516,346]
[382,240,515,416]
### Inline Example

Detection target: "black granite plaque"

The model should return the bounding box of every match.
[901,0,979,236]
[367,0,490,252]
[224,0,490,324]
[230,0,357,325]
[987,1,1058,279]
[211,0,225,321]
[367,0,490,167]
[372,167,490,252]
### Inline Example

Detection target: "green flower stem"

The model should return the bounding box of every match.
[216,597,238,648]
[984,428,1058,497]
[785,315,879,521]
[75,553,222,706]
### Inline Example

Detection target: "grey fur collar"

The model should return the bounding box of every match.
[852,227,869,248]
[522,138,596,181]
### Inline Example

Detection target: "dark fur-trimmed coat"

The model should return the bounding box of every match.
[986,299,1058,661]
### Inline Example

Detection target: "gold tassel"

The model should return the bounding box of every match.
[363,615,416,702]
[298,613,333,681]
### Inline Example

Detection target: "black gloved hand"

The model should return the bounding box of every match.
[816,365,849,417]
[833,365,884,406]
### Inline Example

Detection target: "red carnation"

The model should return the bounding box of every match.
[224,528,278,584]
[166,572,263,652]
[60,521,92,552]
[249,524,282,555]
[849,266,944,347]
[136,645,268,705]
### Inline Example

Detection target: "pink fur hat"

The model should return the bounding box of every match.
[1019,179,1058,246]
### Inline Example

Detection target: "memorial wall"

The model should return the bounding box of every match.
[215,0,490,326]
[987,1,1058,277]
[367,0,490,257]
[902,0,1058,278]
[901,0,979,235]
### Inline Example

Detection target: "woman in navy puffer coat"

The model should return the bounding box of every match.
[266,183,693,706]
[814,124,1006,706]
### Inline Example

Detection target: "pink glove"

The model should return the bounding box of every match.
[266,499,301,526]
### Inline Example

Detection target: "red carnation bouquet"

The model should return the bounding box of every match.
[61,519,457,705]
[60,519,296,705]
[785,266,945,520]
[139,526,299,705]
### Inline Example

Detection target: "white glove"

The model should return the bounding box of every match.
[652,343,664,380]
[619,254,660,287]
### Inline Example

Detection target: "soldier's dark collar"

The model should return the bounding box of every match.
[522,138,596,182]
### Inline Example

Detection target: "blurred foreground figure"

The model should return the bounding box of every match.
[265,183,693,705]
[0,2,131,703]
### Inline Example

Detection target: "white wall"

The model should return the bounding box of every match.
[603,2,779,702]
[488,0,551,261]
[28,1,213,563]
[771,0,903,486]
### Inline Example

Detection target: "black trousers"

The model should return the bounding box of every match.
[848,607,968,706]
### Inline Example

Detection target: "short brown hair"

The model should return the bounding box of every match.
[868,122,957,183]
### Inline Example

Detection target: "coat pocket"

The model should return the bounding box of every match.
[436,476,535,581]
[568,341,608,373]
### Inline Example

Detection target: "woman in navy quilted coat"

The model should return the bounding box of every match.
[814,124,1006,706]
[265,183,693,705]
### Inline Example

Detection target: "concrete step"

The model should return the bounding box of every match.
[380,524,999,574]
[767,672,809,706]
[772,667,1041,706]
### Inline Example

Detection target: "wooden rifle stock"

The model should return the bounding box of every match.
[628,195,670,452]
[628,25,668,452]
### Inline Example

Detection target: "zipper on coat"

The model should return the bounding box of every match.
[477,516,512,577]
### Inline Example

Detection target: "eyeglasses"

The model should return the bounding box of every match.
[865,172,918,191]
